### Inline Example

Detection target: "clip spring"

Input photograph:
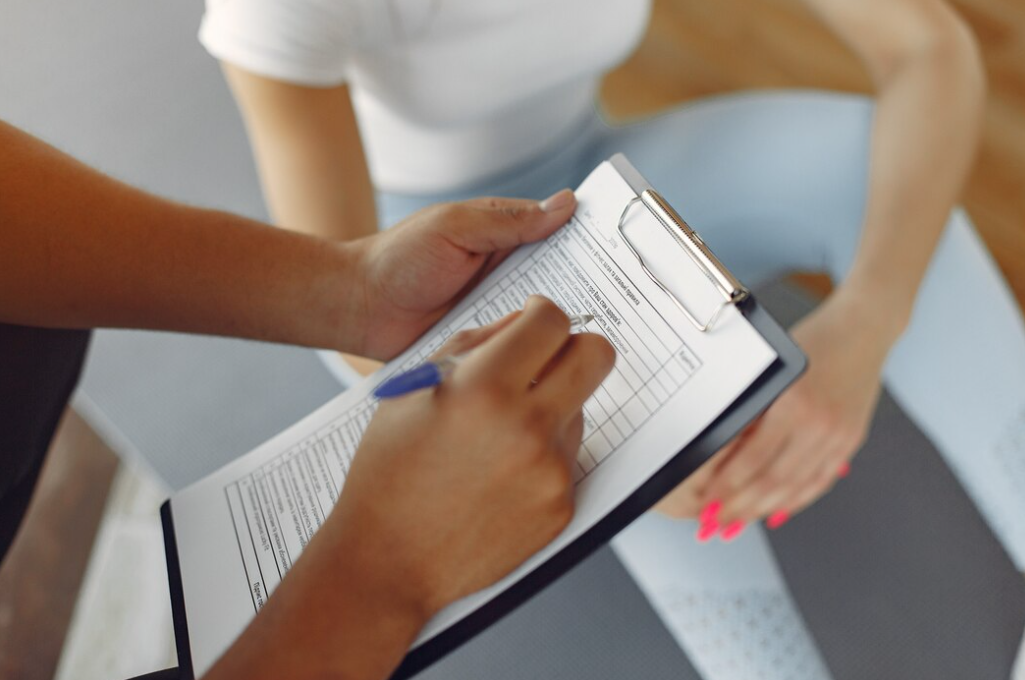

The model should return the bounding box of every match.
[617,190,748,332]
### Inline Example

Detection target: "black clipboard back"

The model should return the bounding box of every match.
[161,155,806,680]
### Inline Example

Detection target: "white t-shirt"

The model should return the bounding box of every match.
[200,0,651,193]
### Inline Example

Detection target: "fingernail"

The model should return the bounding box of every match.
[699,500,722,524]
[696,521,719,543]
[720,521,745,542]
[766,511,789,530]
[837,462,851,478]
[540,189,573,213]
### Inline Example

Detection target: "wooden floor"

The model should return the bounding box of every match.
[602,0,1025,308]
[0,412,118,680]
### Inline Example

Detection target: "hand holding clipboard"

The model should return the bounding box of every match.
[160,154,805,679]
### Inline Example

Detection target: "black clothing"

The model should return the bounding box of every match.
[0,323,91,564]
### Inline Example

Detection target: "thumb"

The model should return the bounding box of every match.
[450,189,576,253]
[428,311,522,361]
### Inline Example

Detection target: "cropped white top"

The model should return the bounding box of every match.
[200,0,651,192]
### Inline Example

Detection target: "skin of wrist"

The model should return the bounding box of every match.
[206,513,431,680]
[831,275,913,346]
[325,238,372,355]
[321,503,440,627]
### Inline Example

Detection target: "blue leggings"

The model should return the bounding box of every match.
[373,90,1025,678]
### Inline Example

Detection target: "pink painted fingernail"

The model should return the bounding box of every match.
[766,511,790,530]
[696,521,719,543]
[837,462,851,478]
[699,500,722,524]
[720,521,745,542]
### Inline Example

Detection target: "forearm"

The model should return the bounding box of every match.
[223,65,378,242]
[847,24,984,334]
[205,514,428,680]
[0,121,361,351]
[807,1,985,338]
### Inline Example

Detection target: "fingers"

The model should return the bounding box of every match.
[717,428,857,526]
[699,412,789,512]
[713,430,819,524]
[654,476,703,519]
[765,449,853,526]
[429,312,521,361]
[446,191,576,253]
[458,296,575,389]
[532,332,616,420]
[654,446,730,519]
[786,463,841,518]
[559,411,586,466]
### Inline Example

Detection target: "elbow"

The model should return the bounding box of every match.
[925,10,987,133]
[925,7,986,97]
[870,2,986,100]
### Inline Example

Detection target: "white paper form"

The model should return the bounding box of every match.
[169,160,778,676]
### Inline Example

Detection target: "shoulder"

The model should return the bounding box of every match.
[198,0,380,86]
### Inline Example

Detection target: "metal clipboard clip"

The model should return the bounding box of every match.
[617,189,749,332]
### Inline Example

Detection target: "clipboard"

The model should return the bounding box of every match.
[158,154,806,680]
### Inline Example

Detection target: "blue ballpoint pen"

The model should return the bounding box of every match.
[373,313,595,399]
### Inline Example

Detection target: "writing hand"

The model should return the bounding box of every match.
[329,296,615,613]
[208,296,615,680]
[347,191,576,360]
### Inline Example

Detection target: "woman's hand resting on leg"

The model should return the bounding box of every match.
[655,0,984,539]
[656,287,896,537]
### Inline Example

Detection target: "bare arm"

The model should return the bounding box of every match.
[660,0,986,528]
[222,64,377,241]
[0,120,576,359]
[2,119,589,678]
[0,120,356,350]
[806,0,985,334]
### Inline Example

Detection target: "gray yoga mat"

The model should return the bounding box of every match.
[2,0,1022,676]
[762,286,1025,680]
